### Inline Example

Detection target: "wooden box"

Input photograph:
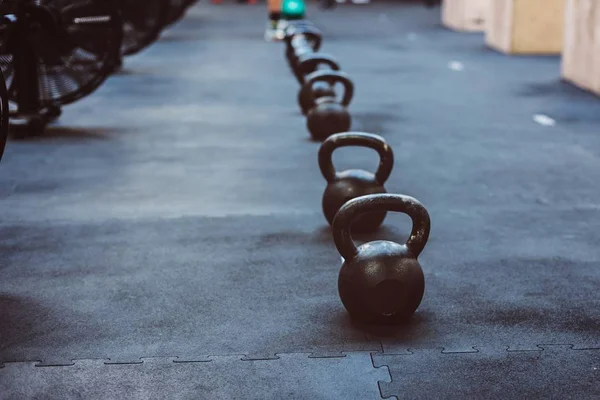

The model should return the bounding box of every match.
[561,0,600,94]
[442,0,488,32]
[485,0,565,54]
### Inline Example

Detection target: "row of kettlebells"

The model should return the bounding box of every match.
[318,132,432,325]
[283,21,433,326]
[283,21,354,142]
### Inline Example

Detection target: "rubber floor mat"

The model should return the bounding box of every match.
[373,345,600,399]
[363,204,600,351]
[1,0,600,397]
[0,352,388,400]
[0,215,379,365]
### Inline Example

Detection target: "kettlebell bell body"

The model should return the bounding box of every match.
[319,132,394,232]
[304,70,354,141]
[333,194,431,325]
[298,81,335,115]
[307,98,351,141]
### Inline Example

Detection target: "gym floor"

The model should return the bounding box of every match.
[1,2,600,399]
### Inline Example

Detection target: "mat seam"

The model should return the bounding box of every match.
[4,342,600,367]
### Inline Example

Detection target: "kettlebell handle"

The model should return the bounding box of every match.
[304,70,354,107]
[284,21,321,39]
[285,28,322,52]
[297,53,340,82]
[332,194,431,261]
[318,132,394,184]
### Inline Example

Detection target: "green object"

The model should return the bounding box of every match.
[282,0,305,19]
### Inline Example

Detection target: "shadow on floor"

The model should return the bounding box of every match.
[158,33,202,43]
[352,111,404,134]
[516,79,600,125]
[112,67,161,77]
[516,79,598,99]
[0,295,56,364]
[9,126,126,142]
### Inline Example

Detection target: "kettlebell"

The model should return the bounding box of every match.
[296,53,339,84]
[284,26,322,72]
[319,132,393,232]
[283,20,316,43]
[296,53,339,113]
[305,70,353,141]
[334,193,431,325]
[284,19,316,35]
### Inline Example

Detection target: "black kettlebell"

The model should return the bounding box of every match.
[334,193,431,325]
[284,26,322,72]
[284,20,316,43]
[296,53,339,114]
[284,19,316,35]
[296,53,340,84]
[319,132,393,232]
[300,82,335,116]
[305,70,353,141]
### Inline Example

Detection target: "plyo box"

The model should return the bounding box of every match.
[442,0,488,32]
[485,0,565,54]
[561,0,600,94]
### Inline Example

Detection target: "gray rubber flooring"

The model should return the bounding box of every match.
[1,2,600,399]
[0,353,387,400]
